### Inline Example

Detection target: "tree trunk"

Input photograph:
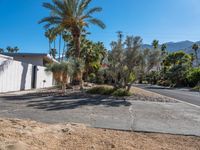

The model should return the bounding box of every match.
[54,40,56,49]
[72,28,83,88]
[61,84,66,93]
[195,50,199,67]
[73,35,81,58]
[59,34,62,62]
[49,40,51,54]
[62,42,66,61]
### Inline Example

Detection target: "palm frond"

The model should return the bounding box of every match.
[85,7,102,16]
[38,16,62,24]
[43,2,63,16]
[88,18,106,29]
[78,0,92,15]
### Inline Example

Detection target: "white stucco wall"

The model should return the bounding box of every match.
[36,66,53,89]
[0,59,33,93]
[0,55,54,93]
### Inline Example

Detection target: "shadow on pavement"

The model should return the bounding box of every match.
[0,91,131,111]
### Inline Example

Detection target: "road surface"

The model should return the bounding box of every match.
[135,84,200,107]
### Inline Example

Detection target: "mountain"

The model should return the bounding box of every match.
[142,40,200,58]
[142,40,199,52]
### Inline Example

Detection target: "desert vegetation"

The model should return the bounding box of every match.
[39,0,199,94]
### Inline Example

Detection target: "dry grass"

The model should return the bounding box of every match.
[0,118,199,150]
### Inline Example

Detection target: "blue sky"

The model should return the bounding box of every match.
[0,0,200,53]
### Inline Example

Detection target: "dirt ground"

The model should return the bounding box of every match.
[0,118,199,150]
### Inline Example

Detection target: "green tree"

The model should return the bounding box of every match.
[46,62,73,92]
[6,46,19,53]
[163,51,192,86]
[192,43,199,66]
[13,47,19,53]
[45,28,57,58]
[107,33,142,91]
[39,0,106,86]
[152,40,159,49]
[39,0,106,58]
[49,48,57,59]
[0,48,4,53]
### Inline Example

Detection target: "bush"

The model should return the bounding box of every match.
[157,80,171,87]
[112,88,131,97]
[87,87,131,97]
[193,86,200,91]
[87,86,115,95]
[187,68,200,87]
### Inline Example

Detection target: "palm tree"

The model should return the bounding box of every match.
[13,46,19,53]
[46,62,73,92]
[161,44,167,52]
[192,43,199,66]
[152,40,159,49]
[6,46,14,53]
[49,48,57,59]
[45,28,57,56]
[0,48,4,53]
[39,0,105,87]
[39,0,106,59]
[161,44,167,58]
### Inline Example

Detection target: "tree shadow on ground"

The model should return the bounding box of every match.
[0,91,131,111]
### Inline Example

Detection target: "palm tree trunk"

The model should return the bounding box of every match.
[59,34,62,62]
[62,42,66,61]
[72,29,83,88]
[54,40,56,49]
[49,40,51,53]
[195,50,199,67]
[74,35,81,58]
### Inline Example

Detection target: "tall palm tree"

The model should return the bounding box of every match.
[0,48,4,53]
[192,43,199,66]
[39,0,106,59]
[152,40,159,49]
[161,44,167,52]
[13,46,19,53]
[45,28,57,56]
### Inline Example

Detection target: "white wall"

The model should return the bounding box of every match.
[0,56,53,93]
[36,66,53,89]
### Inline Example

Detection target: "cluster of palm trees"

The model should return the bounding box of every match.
[0,46,19,53]
[39,0,105,59]
[39,0,106,89]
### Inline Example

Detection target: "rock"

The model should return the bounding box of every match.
[3,141,27,150]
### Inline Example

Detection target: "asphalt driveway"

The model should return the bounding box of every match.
[0,90,200,136]
[135,84,200,107]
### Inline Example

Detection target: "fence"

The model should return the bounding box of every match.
[0,54,53,93]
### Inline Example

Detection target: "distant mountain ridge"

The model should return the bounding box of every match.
[142,40,200,58]
[143,40,200,52]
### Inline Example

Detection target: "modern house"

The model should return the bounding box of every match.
[0,53,57,93]
[2,53,57,66]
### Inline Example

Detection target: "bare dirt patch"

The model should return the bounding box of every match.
[0,118,199,150]
[129,87,178,103]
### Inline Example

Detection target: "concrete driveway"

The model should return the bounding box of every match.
[0,90,200,136]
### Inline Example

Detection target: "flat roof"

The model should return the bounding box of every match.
[1,53,58,63]
[2,53,48,57]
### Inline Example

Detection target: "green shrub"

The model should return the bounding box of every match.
[187,68,200,87]
[157,80,171,86]
[87,87,131,97]
[112,88,131,97]
[193,86,200,91]
[87,87,115,95]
